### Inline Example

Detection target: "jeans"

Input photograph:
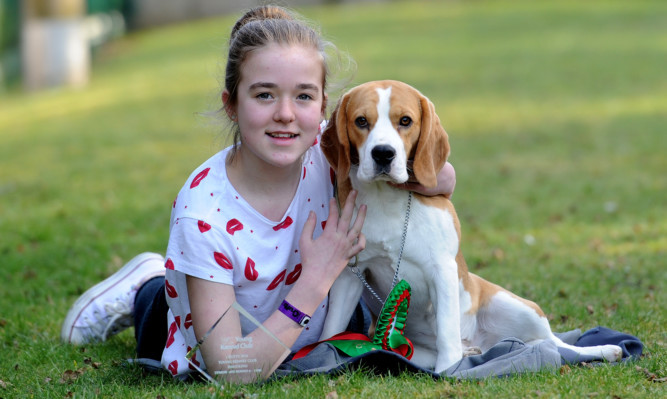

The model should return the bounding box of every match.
[134,276,168,360]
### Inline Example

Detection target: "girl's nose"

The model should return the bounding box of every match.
[274,99,296,123]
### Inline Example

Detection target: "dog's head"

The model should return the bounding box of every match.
[322,80,449,195]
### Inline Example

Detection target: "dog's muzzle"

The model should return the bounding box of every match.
[371,144,395,175]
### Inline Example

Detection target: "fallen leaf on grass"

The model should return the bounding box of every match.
[83,357,101,369]
[60,368,86,384]
[636,366,667,382]
[559,364,571,374]
[0,379,12,389]
[604,303,618,317]
[325,391,339,399]
[586,305,595,315]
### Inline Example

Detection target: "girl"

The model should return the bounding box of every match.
[61,5,456,383]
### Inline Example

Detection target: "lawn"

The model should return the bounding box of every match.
[0,0,665,397]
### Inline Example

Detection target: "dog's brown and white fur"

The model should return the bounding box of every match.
[319,80,622,373]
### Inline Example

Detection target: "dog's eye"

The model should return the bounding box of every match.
[399,116,412,127]
[355,117,369,129]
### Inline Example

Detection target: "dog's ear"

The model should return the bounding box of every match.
[412,94,450,188]
[321,93,352,186]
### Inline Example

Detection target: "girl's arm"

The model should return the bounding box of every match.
[188,191,367,383]
[392,161,456,198]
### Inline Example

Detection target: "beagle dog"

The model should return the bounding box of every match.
[319,80,623,373]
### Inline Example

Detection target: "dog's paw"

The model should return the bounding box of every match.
[462,346,482,357]
[600,345,623,362]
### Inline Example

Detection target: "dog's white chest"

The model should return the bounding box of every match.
[353,184,460,308]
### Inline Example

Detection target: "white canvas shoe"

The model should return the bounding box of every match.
[61,252,165,345]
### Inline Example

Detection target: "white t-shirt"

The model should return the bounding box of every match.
[160,140,334,378]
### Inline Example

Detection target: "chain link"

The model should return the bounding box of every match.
[348,191,412,305]
[392,191,412,289]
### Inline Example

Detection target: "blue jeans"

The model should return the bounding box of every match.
[134,277,168,360]
[133,277,372,361]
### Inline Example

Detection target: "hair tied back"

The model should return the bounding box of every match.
[230,5,294,44]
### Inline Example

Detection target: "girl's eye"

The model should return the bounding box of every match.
[399,116,412,127]
[256,93,272,100]
[355,117,368,129]
[297,94,313,101]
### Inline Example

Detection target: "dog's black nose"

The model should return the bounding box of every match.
[371,145,396,168]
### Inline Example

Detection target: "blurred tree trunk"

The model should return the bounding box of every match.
[22,0,89,91]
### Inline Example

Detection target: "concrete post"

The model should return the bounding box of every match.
[21,0,90,91]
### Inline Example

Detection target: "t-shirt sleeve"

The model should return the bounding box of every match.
[165,217,234,285]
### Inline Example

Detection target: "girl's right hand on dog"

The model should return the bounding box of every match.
[298,190,367,296]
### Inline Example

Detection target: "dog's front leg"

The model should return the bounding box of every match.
[431,256,463,373]
[319,268,365,340]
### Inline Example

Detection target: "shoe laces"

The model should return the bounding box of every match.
[80,286,137,342]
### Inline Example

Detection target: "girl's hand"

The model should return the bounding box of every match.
[298,190,367,293]
[391,161,456,198]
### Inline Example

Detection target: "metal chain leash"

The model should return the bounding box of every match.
[348,191,413,305]
[392,191,412,289]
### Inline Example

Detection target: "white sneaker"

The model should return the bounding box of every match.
[61,252,166,345]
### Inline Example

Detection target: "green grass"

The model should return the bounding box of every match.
[1,0,665,397]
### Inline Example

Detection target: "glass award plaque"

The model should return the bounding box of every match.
[185,301,291,385]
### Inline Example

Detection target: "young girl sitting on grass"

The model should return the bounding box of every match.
[61,5,456,383]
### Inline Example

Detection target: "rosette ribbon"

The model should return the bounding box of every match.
[293,280,414,359]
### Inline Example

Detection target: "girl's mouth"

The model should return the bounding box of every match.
[267,132,297,139]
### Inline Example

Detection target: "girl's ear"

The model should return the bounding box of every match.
[222,90,236,119]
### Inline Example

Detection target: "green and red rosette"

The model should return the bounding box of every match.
[294,280,414,360]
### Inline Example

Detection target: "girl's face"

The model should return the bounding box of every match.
[225,43,326,171]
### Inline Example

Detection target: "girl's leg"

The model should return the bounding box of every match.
[346,298,373,335]
[134,276,168,360]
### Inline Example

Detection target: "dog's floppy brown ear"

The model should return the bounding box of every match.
[412,95,450,188]
[321,93,352,195]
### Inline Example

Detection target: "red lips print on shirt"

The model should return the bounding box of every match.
[286,264,302,285]
[273,216,293,231]
[226,219,243,235]
[214,252,233,270]
[166,319,179,348]
[198,220,211,233]
[168,360,178,375]
[267,264,302,290]
[244,258,258,281]
[267,269,286,290]
[165,279,178,298]
[190,167,210,189]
